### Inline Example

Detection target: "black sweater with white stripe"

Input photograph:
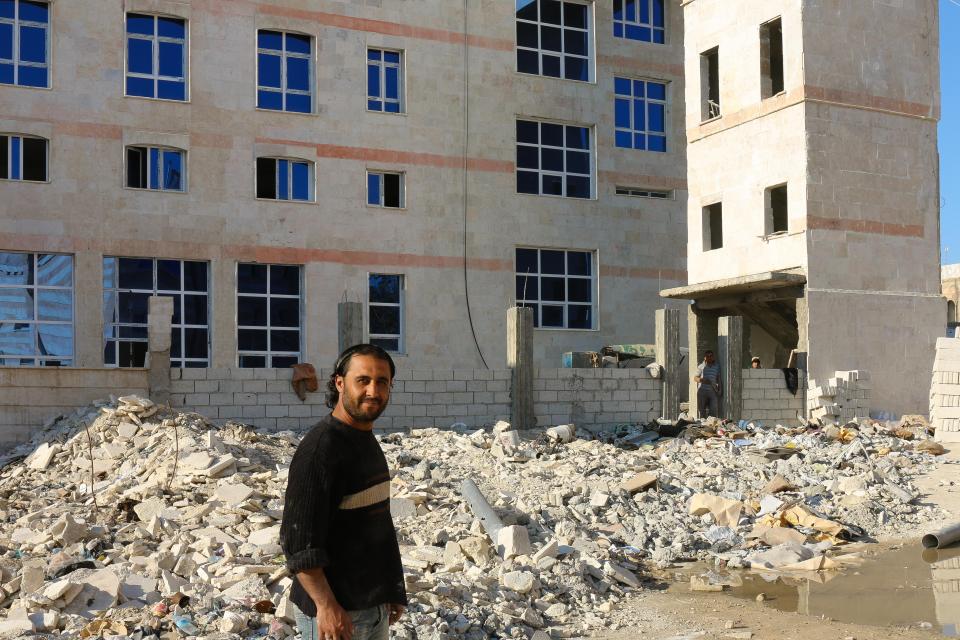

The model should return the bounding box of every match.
[280,414,407,615]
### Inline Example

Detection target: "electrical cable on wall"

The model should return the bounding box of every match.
[461,0,490,369]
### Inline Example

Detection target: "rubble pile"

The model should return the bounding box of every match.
[0,397,949,639]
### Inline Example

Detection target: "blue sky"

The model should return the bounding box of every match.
[941,0,959,263]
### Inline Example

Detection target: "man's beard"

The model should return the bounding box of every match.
[342,390,387,422]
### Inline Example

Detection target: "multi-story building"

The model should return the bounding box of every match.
[0,0,688,373]
[662,0,942,417]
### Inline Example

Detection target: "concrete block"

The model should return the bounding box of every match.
[184,393,210,406]
[242,380,267,393]
[171,380,195,393]
[234,393,257,406]
[181,368,207,380]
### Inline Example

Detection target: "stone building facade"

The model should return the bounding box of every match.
[662,0,943,418]
[0,0,689,374]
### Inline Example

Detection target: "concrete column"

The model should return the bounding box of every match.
[687,305,719,417]
[211,258,236,368]
[507,307,534,429]
[656,308,681,419]
[74,251,103,367]
[148,296,174,403]
[338,301,364,352]
[793,295,809,371]
[718,315,744,421]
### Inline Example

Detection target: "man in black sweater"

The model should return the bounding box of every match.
[281,344,407,640]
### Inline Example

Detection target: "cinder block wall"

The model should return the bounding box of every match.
[170,367,512,432]
[741,368,805,426]
[170,366,663,432]
[0,367,149,447]
[533,368,662,431]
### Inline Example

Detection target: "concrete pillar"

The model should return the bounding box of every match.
[338,302,364,353]
[718,315,744,421]
[147,296,174,404]
[656,308,682,419]
[74,251,103,368]
[507,307,535,429]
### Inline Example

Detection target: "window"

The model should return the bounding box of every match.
[237,263,302,368]
[0,252,73,366]
[515,248,593,329]
[126,146,185,192]
[103,257,209,367]
[701,47,720,121]
[766,184,788,235]
[0,134,46,181]
[367,48,403,113]
[367,171,403,208]
[516,119,592,198]
[613,0,664,44]
[760,18,784,98]
[703,203,723,251]
[616,186,671,199]
[0,0,49,87]
[257,30,312,113]
[125,13,187,101]
[516,0,591,82]
[368,274,403,352]
[256,157,313,201]
[614,77,667,152]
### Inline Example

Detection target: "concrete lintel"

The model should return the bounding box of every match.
[660,271,807,301]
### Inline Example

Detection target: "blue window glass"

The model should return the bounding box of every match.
[514,248,594,329]
[516,0,590,82]
[613,0,665,43]
[367,48,403,113]
[614,77,667,152]
[125,145,185,192]
[257,30,312,113]
[516,119,591,198]
[257,157,312,201]
[291,162,309,200]
[277,160,289,200]
[10,136,20,179]
[0,0,49,88]
[125,13,187,101]
[367,172,380,205]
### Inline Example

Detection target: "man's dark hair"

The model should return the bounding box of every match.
[325,343,397,408]
[704,350,715,356]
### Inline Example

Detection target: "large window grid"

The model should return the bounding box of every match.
[237,263,302,368]
[0,0,49,87]
[368,274,404,353]
[367,48,403,113]
[516,0,591,82]
[516,119,592,199]
[256,157,313,201]
[126,146,185,192]
[613,0,665,44]
[0,252,73,366]
[1,134,47,181]
[103,257,209,368]
[614,77,667,152]
[125,13,187,101]
[516,248,594,329]
[257,30,312,113]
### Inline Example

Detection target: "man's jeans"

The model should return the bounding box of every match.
[294,603,388,640]
[697,385,720,419]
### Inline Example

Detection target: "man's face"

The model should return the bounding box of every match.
[336,354,392,422]
[704,352,715,365]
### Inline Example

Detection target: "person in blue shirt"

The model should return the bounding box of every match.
[694,350,722,419]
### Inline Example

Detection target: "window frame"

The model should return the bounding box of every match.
[367,273,405,354]
[615,186,673,199]
[0,251,74,366]
[515,0,594,84]
[0,0,51,88]
[102,256,210,368]
[760,17,785,99]
[366,169,405,209]
[612,0,666,44]
[614,76,668,153]
[255,29,314,114]
[255,156,315,202]
[764,183,789,236]
[0,133,48,182]
[366,47,405,114]
[515,118,595,199]
[514,247,597,331]
[700,46,721,122]
[702,202,723,251]
[124,12,189,102]
[124,144,187,193]
[236,262,303,368]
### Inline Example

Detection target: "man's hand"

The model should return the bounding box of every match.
[388,603,405,625]
[314,598,353,640]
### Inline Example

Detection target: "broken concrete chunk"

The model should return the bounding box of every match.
[621,472,657,494]
[47,513,90,546]
[61,569,120,618]
[496,525,531,559]
[248,524,281,546]
[501,570,536,594]
[215,482,255,507]
[26,442,60,471]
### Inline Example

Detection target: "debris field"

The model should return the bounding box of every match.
[0,396,949,639]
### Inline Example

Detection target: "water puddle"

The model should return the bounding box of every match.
[668,544,960,636]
